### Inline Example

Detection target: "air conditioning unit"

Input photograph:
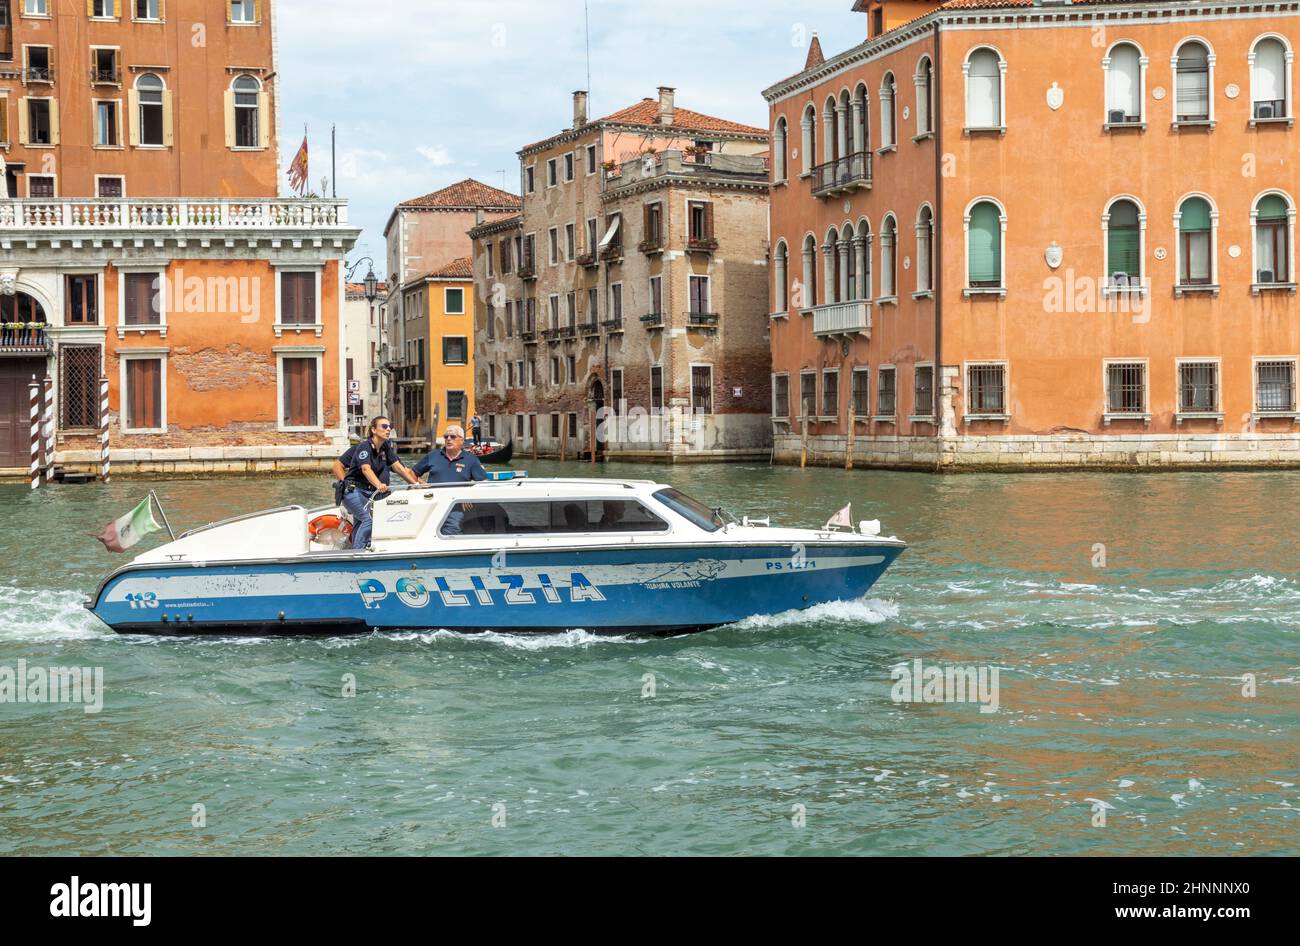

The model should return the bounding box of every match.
[1111,272,1131,287]
[1108,109,1127,124]
[1257,102,1276,120]
[1259,269,1276,284]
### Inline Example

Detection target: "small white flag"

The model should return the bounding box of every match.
[825,503,853,530]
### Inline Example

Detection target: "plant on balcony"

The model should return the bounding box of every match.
[576,252,597,267]
[637,237,663,254]
[686,236,718,251]
[683,145,710,156]
[600,160,617,171]
[598,243,623,262]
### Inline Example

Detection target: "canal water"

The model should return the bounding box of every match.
[1,462,1297,855]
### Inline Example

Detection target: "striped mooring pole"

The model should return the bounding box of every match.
[28,376,40,491]
[42,374,54,482]
[99,376,111,484]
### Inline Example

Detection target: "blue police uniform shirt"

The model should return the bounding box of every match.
[339,439,401,491]
[413,447,488,484]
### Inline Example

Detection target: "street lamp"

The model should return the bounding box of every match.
[346,256,380,302]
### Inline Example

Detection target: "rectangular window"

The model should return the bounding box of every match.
[610,283,622,322]
[523,234,535,272]
[95,100,119,147]
[800,372,816,418]
[444,287,464,314]
[525,166,535,194]
[67,275,98,325]
[586,218,598,256]
[691,365,713,414]
[123,272,160,325]
[27,99,52,145]
[586,287,598,325]
[97,176,124,197]
[688,200,712,242]
[566,355,576,384]
[26,1,50,15]
[914,365,934,416]
[878,367,897,416]
[1105,362,1146,414]
[566,291,576,328]
[548,227,558,265]
[230,0,255,24]
[526,358,534,387]
[486,304,495,340]
[821,370,839,417]
[550,413,560,438]
[507,362,515,388]
[1178,361,1218,412]
[488,363,496,389]
[135,0,160,20]
[550,357,560,385]
[689,275,710,315]
[1257,218,1290,284]
[504,301,514,337]
[645,201,663,246]
[649,275,663,315]
[25,46,51,83]
[443,336,467,365]
[547,158,557,186]
[59,345,100,429]
[564,152,574,181]
[967,364,1006,415]
[500,239,511,273]
[586,144,597,174]
[548,294,559,328]
[525,297,535,333]
[651,365,663,412]
[1256,360,1297,412]
[92,0,117,18]
[852,369,870,417]
[772,374,789,418]
[29,175,55,198]
[447,390,466,421]
[565,223,575,260]
[126,357,162,430]
[93,48,118,84]
[611,368,624,414]
[280,272,317,324]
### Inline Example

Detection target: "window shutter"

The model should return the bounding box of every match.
[128,89,140,146]
[968,203,1001,283]
[18,97,28,145]
[281,273,297,324]
[1257,194,1289,221]
[87,0,94,16]
[161,89,173,146]
[48,99,59,145]
[0,100,8,145]
[303,274,317,324]
[159,0,166,18]
[1179,198,1211,232]
[704,201,714,239]
[223,89,235,148]
[1108,227,1140,276]
[642,202,651,242]
[257,91,269,149]
[253,0,261,22]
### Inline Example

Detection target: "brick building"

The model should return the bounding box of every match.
[469,87,773,460]
[765,0,1300,470]
[0,0,363,477]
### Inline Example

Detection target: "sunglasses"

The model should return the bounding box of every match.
[446,434,463,439]
[377,424,393,430]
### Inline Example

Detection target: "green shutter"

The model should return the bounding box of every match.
[1109,228,1140,277]
[1258,194,1289,222]
[968,203,1001,284]
[1179,197,1211,232]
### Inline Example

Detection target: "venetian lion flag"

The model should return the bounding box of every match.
[824,503,853,531]
[95,496,163,553]
[287,133,309,195]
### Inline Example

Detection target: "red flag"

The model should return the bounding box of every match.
[288,135,309,194]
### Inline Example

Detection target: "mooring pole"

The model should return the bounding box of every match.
[845,405,856,470]
[589,405,596,463]
[28,376,40,491]
[800,398,809,469]
[99,376,111,484]
[42,373,54,482]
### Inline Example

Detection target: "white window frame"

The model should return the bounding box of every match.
[547,293,560,329]
[585,143,597,176]
[1102,40,1149,129]
[546,157,557,188]
[94,174,126,197]
[1101,195,1148,297]
[1101,358,1151,425]
[910,362,936,422]
[24,95,56,148]
[92,96,123,149]
[771,370,790,421]
[548,226,558,265]
[1174,357,1223,423]
[798,369,817,420]
[689,362,714,415]
[962,360,1010,423]
[23,0,51,18]
[442,335,468,366]
[565,222,575,261]
[118,349,168,434]
[1248,33,1294,125]
[962,46,1006,134]
[564,151,575,182]
[275,347,325,433]
[914,203,934,297]
[1250,188,1297,292]
[229,0,257,25]
[850,366,871,420]
[444,286,465,315]
[115,263,168,339]
[1172,192,1220,295]
[820,367,840,420]
[1170,38,1216,127]
[914,56,934,139]
[1252,356,1300,417]
[875,364,897,423]
[90,0,120,20]
[133,0,163,22]
[273,265,324,338]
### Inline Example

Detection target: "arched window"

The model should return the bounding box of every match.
[1250,36,1291,121]
[774,240,789,312]
[856,219,872,301]
[823,227,840,305]
[1106,198,1144,287]
[915,57,934,135]
[965,48,1003,130]
[801,104,816,176]
[773,118,787,182]
[1254,193,1294,285]
[842,223,857,300]
[233,75,261,149]
[1177,196,1214,288]
[823,95,838,164]
[967,201,1003,289]
[800,234,818,309]
[879,215,897,299]
[135,73,165,146]
[916,205,934,293]
[1174,41,1212,123]
[1105,42,1144,125]
[853,83,870,155]
[879,73,896,148]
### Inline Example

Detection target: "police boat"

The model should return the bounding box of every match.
[87,475,906,636]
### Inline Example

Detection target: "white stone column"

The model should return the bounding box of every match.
[836,104,848,163]
[838,240,850,301]
[853,238,868,300]
[851,98,864,155]
[822,242,836,305]
[822,109,834,163]
[774,248,788,312]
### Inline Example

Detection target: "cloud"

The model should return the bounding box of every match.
[416,146,454,167]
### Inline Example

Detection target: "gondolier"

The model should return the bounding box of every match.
[332,416,420,550]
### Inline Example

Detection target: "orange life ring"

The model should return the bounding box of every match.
[308,514,353,539]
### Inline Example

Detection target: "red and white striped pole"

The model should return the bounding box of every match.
[42,373,54,482]
[28,376,40,491]
[99,376,111,484]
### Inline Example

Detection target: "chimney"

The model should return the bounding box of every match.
[657,86,676,126]
[573,90,588,129]
[475,208,485,226]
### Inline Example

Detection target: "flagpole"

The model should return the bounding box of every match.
[150,490,176,541]
[332,124,337,198]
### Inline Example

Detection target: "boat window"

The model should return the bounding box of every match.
[652,488,724,532]
[439,499,668,536]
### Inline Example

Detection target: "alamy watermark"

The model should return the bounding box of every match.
[0,660,104,714]
[890,658,1000,714]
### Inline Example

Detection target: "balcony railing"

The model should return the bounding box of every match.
[686,310,719,328]
[811,151,872,198]
[686,235,717,254]
[0,198,351,230]
[579,321,600,336]
[640,311,664,328]
[812,300,871,337]
[90,67,120,85]
[518,258,536,279]
[25,66,54,84]
[602,317,624,333]
[520,329,537,343]
[542,326,576,341]
[576,251,598,268]
[599,243,623,262]
[0,322,49,352]
[638,237,664,255]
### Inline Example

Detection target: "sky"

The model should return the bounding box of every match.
[275,0,866,280]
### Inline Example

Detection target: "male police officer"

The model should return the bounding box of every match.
[412,424,487,535]
[332,416,420,549]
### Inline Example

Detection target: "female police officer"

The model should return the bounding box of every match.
[332,416,421,549]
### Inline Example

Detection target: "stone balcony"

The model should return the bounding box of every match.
[604,150,769,194]
[811,300,871,337]
[810,152,872,198]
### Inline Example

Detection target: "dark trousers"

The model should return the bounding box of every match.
[472,426,482,445]
[342,488,374,549]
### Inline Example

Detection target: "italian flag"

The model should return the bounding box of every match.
[96,496,163,553]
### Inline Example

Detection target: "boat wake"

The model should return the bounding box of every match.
[729,596,900,631]
[0,584,110,643]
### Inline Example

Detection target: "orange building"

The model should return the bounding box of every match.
[766,0,1300,469]
[395,257,475,441]
[0,0,362,476]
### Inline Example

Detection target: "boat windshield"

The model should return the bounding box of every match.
[652,488,724,533]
